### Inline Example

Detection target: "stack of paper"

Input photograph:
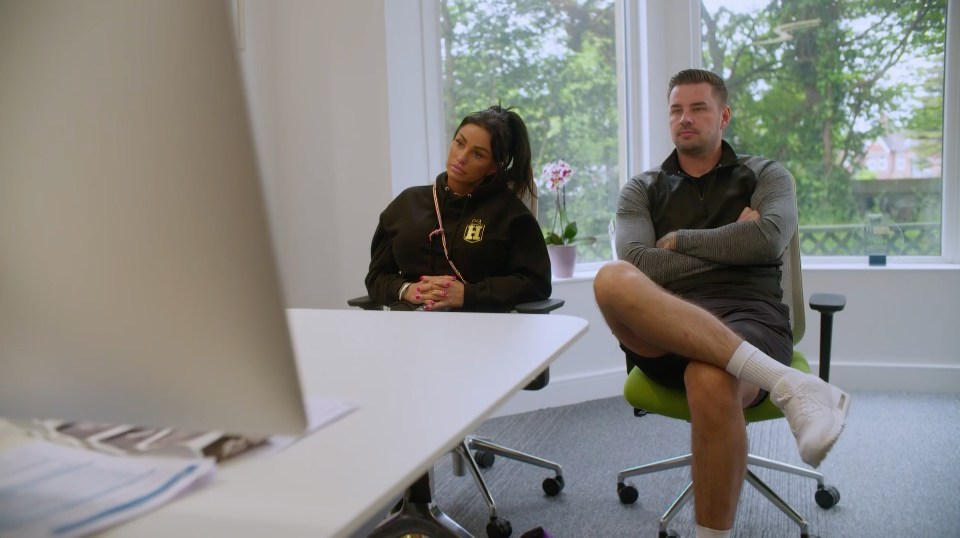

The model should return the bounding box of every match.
[0,440,215,538]
[0,397,358,536]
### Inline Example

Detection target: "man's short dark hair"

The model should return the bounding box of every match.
[668,69,728,106]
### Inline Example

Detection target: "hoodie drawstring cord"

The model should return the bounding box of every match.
[429,184,468,284]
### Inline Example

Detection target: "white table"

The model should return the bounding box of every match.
[103,308,588,537]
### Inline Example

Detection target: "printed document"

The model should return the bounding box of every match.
[0,440,215,538]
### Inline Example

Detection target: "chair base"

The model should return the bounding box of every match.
[616,453,831,537]
[459,436,565,497]
[369,438,563,538]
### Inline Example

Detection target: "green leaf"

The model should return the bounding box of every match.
[562,222,578,242]
[545,232,564,245]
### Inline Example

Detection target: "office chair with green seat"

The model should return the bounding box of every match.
[348,295,565,538]
[614,229,845,538]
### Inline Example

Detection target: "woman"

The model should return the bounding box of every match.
[365,106,551,312]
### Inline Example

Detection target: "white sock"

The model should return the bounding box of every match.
[725,340,794,392]
[695,524,731,538]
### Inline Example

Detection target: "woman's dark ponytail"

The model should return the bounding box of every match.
[501,108,535,202]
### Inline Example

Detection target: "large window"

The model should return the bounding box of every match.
[397,0,957,265]
[439,0,620,262]
[700,0,947,257]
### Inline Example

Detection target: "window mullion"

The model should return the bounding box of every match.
[940,0,959,262]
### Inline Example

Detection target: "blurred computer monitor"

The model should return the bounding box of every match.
[0,0,308,436]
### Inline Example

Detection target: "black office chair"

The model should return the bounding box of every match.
[348,295,565,538]
[615,228,845,538]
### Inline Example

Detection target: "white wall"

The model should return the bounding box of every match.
[235,0,391,308]
[235,2,960,419]
[798,267,960,389]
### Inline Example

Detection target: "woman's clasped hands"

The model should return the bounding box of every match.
[404,275,464,311]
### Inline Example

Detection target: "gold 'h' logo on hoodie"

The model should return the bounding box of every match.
[463,219,485,243]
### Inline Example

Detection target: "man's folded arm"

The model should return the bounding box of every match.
[673,159,798,265]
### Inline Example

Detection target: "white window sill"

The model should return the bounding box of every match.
[553,258,960,283]
[799,257,960,271]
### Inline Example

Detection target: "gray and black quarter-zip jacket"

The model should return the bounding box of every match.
[616,140,798,304]
[365,172,551,312]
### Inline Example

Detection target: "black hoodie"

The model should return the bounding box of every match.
[365,173,552,312]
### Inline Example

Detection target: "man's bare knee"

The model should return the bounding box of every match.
[685,363,741,417]
[595,260,650,307]
[594,261,631,298]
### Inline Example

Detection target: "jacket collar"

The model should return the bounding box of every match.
[661,140,740,176]
[435,172,505,202]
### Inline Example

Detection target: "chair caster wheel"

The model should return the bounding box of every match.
[815,485,840,509]
[486,516,512,538]
[617,482,639,504]
[542,475,564,496]
[659,530,680,538]
[475,450,495,468]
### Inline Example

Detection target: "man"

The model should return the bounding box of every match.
[594,69,850,538]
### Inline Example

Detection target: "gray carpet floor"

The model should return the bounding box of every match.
[358,391,960,537]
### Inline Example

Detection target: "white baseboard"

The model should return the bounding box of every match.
[490,367,625,418]
[491,362,960,418]
[825,361,960,393]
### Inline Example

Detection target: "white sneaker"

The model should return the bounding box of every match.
[771,372,851,467]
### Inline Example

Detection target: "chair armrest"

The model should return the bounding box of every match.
[525,369,550,391]
[347,295,382,310]
[808,293,846,382]
[348,296,565,314]
[515,298,565,314]
[810,293,845,314]
[348,296,565,313]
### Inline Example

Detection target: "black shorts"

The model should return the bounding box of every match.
[622,297,793,407]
